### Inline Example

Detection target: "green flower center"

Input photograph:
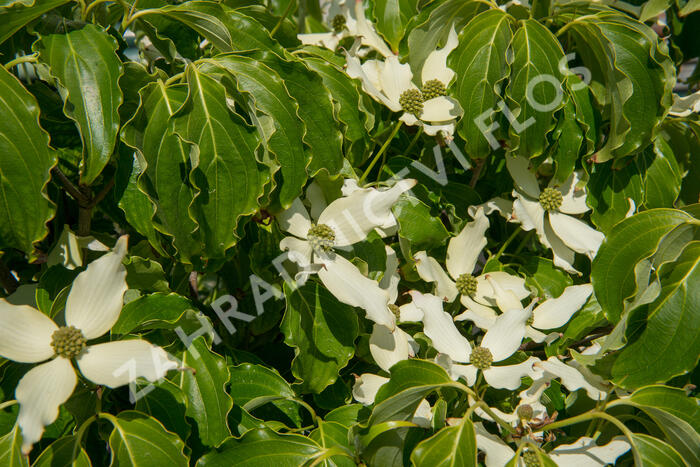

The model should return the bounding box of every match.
[517,404,534,421]
[455,273,478,296]
[421,79,446,100]
[471,346,493,370]
[388,303,401,319]
[51,326,87,359]
[331,14,346,33]
[522,450,541,467]
[399,89,423,116]
[526,315,534,326]
[307,224,335,253]
[538,187,563,212]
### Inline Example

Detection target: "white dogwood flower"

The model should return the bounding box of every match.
[547,436,631,466]
[345,25,462,135]
[0,237,178,454]
[506,156,604,274]
[456,283,594,344]
[298,0,392,57]
[410,291,540,390]
[414,207,530,309]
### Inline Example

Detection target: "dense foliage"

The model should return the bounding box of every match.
[0,0,699,465]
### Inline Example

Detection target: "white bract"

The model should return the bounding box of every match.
[456,283,594,344]
[298,0,392,56]
[410,291,540,390]
[0,237,178,454]
[506,156,605,274]
[414,207,530,309]
[278,179,415,328]
[345,25,462,135]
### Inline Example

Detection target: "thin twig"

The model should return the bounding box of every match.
[51,166,88,204]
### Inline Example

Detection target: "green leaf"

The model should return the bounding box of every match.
[0,0,70,45]
[104,411,188,466]
[0,426,29,467]
[112,292,195,335]
[176,337,233,446]
[171,65,268,259]
[622,385,700,432]
[640,0,671,22]
[410,417,477,467]
[123,256,169,293]
[282,280,359,393]
[549,96,583,183]
[32,436,90,467]
[562,11,674,161]
[196,428,322,467]
[121,81,202,264]
[34,24,123,184]
[642,137,681,209]
[134,379,191,442]
[521,257,573,299]
[0,66,56,258]
[449,9,512,160]
[309,421,354,467]
[201,54,307,208]
[505,19,565,159]
[372,0,418,52]
[631,433,686,467]
[679,0,700,16]
[392,194,449,252]
[609,241,700,388]
[591,208,693,322]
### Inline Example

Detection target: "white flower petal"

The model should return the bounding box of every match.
[476,272,530,308]
[419,96,461,122]
[400,112,420,127]
[543,215,579,275]
[525,326,550,343]
[399,302,424,322]
[422,121,455,136]
[369,324,413,372]
[446,207,488,279]
[467,197,513,219]
[410,291,470,363]
[46,226,83,270]
[549,436,631,467]
[379,56,414,106]
[536,357,607,400]
[413,400,433,428]
[482,274,524,312]
[512,194,546,237]
[421,25,459,85]
[77,340,178,388]
[380,246,400,303]
[297,32,342,51]
[280,236,314,268]
[532,284,593,330]
[352,373,389,405]
[549,212,605,259]
[0,300,56,363]
[64,236,128,339]
[353,0,393,57]
[16,358,77,454]
[474,423,516,467]
[318,179,416,246]
[278,197,312,238]
[555,172,589,214]
[506,155,541,198]
[413,252,458,302]
[481,308,530,362]
[455,296,497,329]
[483,357,541,390]
[317,253,394,328]
[435,354,477,385]
[346,54,398,110]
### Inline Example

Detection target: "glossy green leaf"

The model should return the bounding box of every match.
[228,363,295,404]
[134,379,191,442]
[121,81,202,264]
[505,19,565,159]
[32,435,91,467]
[410,417,477,467]
[621,385,700,432]
[550,96,583,183]
[34,24,123,184]
[632,433,685,467]
[309,421,354,467]
[0,66,56,258]
[171,65,268,259]
[642,137,682,208]
[0,426,28,467]
[610,241,700,388]
[112,293,195,335]
[591,209,693,322]
[372,0,418,52]
[282,280,359,393]
[392,195,449,252]
[202,55,308,207]
[105,411,188,466]
[176,337,233,447]
[449,9,512,160]
[0,0,70,45]
[196,428,322,467]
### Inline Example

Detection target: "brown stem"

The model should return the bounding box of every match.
[469,158,486,188]
[51,166,88,204]
[0,259,19,295]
